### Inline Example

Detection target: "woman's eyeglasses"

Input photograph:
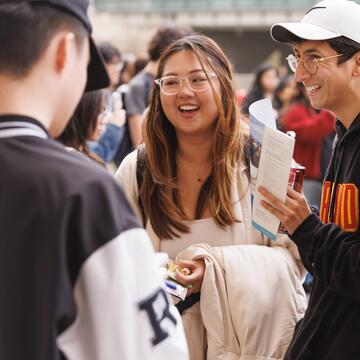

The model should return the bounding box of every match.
[155,72,217,95]
[286,53,343,75]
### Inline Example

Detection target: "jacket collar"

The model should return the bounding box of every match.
[335,112,360,141]
[0,115,48,139]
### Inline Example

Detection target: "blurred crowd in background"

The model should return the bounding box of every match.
[68,24,335,212]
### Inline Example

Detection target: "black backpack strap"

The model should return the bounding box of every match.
[136,145,146,226]
[175,292,201,315]
[244,136,251,168]
[242,136,251,179]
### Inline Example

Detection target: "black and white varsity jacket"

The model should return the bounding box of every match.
[0,115,188,360]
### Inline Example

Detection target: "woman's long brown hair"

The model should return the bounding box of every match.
[141,34,246,239]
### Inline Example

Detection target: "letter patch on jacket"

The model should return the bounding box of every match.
[138,288,177,346]
[320,181,359,232]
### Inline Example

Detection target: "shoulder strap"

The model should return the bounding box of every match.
[244,136,251,168]
[243,137,251,179]
[136,145,146,226]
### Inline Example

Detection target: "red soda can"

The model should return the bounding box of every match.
[278,162,305,234]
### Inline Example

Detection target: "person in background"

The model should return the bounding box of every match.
[260,1,360,358]
[58,89,126,166]
[116,34,306,360]
[57,90,106,165]
[119,55,148,86]
[241,63,279,117]
[278,63,290,78]
[123,25,193,149]
[133,57,149,77]
[98,41,123,90]
[282,83,335,207]
[0,1,189,359]
[118,55,135,86]
[93,42,127,163]
[272,75,298,130]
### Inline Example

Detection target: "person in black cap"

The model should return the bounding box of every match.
[258,0,360,359]
[0,1,188,359]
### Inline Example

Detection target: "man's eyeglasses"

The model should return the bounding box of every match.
[286,53,343,75]
[155,72,217,95]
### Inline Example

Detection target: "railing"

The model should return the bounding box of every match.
[94,0,317,12]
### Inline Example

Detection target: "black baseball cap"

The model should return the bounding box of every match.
[0,0,110,91]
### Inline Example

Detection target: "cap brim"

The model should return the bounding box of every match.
[85,37,110,92]
[270,22,341,44]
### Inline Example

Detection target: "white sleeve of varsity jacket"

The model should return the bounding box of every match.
[57,228,189,360]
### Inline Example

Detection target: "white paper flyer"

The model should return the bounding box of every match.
[249,99,295,240]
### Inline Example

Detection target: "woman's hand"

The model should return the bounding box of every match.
[175,259,205,296]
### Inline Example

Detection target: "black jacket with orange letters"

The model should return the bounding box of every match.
[285,113,360,359]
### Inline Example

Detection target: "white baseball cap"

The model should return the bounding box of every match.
[270,0,360,45]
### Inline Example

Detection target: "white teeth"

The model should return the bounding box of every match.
[179,105,199,111]
[306,84,320,93]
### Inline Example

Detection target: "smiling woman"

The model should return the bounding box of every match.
[140,35,241,234]
[115,34,307,359]
[157,50,221,139]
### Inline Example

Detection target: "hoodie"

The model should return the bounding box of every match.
[284,113,360,359]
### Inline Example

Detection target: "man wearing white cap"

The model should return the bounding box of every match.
[259,1,360,359]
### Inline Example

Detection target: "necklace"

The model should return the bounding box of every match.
[177,164,210,183]
[176,152,212,184]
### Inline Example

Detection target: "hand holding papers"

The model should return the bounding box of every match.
[249,99,295,240]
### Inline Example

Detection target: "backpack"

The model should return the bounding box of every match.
[136,146,146,226]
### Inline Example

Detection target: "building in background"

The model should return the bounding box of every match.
[90,0,317,90]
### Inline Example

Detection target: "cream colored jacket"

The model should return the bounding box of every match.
[116,150,307,359]
[178,243,307,360]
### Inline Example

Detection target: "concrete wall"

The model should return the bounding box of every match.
[89,7,300,89]
[90,6,302,58]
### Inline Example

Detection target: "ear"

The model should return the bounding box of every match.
[352,51,360,77]
[54,32,76,73]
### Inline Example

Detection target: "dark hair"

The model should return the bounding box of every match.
[133,57,148,75]
[119,57,148,85]
[289,35,360,64]
[273,75,295,110]
[98,42,121,64]
[292,82,310,107]
[241,64,278,115]
[142,34,244,239]
[0,2,87,78]
[327,36,360,64]
[57,90,105,164]
[147,25,193,61]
